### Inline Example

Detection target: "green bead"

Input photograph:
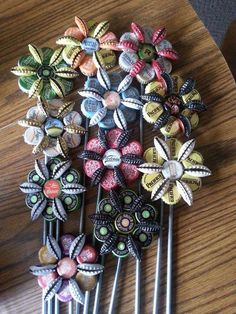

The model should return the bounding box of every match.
[117,241,125,251]
[100,227,108,236]
[142,210,150,219]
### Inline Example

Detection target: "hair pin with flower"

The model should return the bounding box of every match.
[118,23,178,85]
[30,234,104,303]
[20,158,86,222]
[18,97,86,157]
[56,16,119,76]
[78,68,143,130]
[11,44,79,99]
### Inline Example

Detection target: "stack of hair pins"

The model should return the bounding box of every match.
[12,16,211,314]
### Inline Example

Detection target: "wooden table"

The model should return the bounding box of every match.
[1,0,236,313]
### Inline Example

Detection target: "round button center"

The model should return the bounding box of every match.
[115,213,135,234]
[102,149,121,169]
[162,160,183,180]
[103,91,121,110]
[37,65,54,80]
[45,117,64,137]
[165,95,182,115]
[81,37,99,54]
[43,179,61,199]
[57,257,77,279]
[138,43,156,62]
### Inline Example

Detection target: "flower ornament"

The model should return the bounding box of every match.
[118,23,178,84]
[18,97,86,157]
[78,128,143,191]
[78,68,143,129]
[30,234,104,303]
[11,44,79,99]
[90,189,159,260]
[142,75,206,137]
[56,16,119,76]
[138,137,211,205]
[20,158,86,221]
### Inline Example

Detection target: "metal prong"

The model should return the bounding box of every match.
[152,200,164,314]
[83,292,90,314]
[166,205,173,314]
[135,260,141,314]
[93,255,105,314]
[108,258,122,314]
[69,300,73,314]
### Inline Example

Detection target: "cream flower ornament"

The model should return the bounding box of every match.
[138,137,211,205]
[18,98,85,157]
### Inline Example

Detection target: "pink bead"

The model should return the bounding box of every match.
[57,257,77,279]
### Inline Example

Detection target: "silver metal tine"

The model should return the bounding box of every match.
[108,257,123,314]
[166,205,173,314]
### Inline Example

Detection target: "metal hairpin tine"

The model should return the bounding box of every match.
[166,204,173,314]
[70,117,89,314]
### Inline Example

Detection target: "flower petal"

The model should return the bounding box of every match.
[127,235,142,260]
[57,101,74,118]
[154,137,170,161]
[100,233,118,255]
[113,108,127,130]
[184,100,206,112]
[179,78,195,96]
[11,65,36,76]
[130,22,145,43]
[121,154,144,165]
[97,68,111,90]
[121,140,143,156]
[119,51,138,72]
[121,97,143,110]
[158,48,178,60]
[52,198,67,222]
[79,88,104,101]
[118,40,138,52]
[28,78,43,98]
[176,180,193,206]
[55,67,79,79]
[114,166,126,188]
[89,107,107,127]
[120,163,140,183]
[93,21,110,39]
[151,178,170,201]
[117,75,133,93]
[77,263,104,276]
[86,137,106,154]
[56,36,81,47]
[136,63,155,84]
[138,163,163,174]
[106,128,123,149]
[49,47,64,66]
[181,174,202,192]
[84,160,103,178]
[46,235,62,260]
[152,27,167,45]
[29,264,57,276]
[178,114,192,137]
[28,44,43,64]
[177,139,195,162]
[69,233,86,259]
[100,169,118,191]
[56,136,69,158]
[31,198,47,221]
[79,54,97,77]
[61,183,86,194]
[20,182,42,194]
[69,278,85,305]
[35,159,49,180]
[91,166,106,186]
[92,50,105,69]
[184,165,211,177]
[64,26,84,40]
[52,160,72,179]
[44,277,63,301]
[109,189,122,212]
[50,78,65,98]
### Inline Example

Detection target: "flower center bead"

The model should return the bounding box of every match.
[115,212,135,234]
[102,149,121,169]
[103,91,121,110]
[165,95,182,115]
[81,37,100,54]
[43,179,61,199]
[57,257,77,279]
[162,160,183,180]
[45,117,64,137]
[138,43,156,62]
[37,65,54,80]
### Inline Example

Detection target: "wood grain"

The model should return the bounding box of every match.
[1,0,236,313]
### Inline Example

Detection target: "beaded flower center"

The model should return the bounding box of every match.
[81,37,100,54]
[37,65,55,80]
[103,91,121,110]
[43,179,61,199]
[162,160,183,180]
[115,212,135,234]
[165,95,182,115]
[102,149,122,169]
[138,43,156,62]
[44,117,64,137]
[57,257,77,279]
